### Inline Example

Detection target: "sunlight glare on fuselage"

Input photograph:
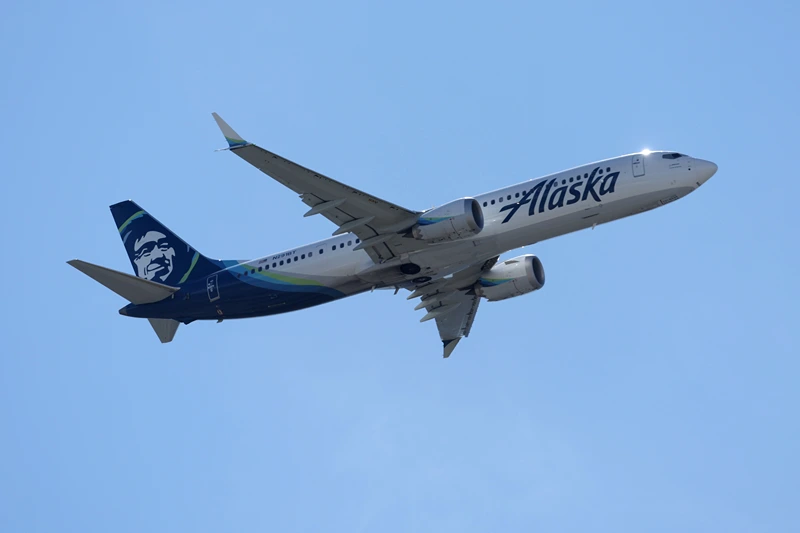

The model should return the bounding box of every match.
[641,148,651,155]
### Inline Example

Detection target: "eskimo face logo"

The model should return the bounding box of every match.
[132,230,176,282]
[500,166,620,224]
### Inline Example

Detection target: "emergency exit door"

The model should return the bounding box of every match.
[207,274,220,302]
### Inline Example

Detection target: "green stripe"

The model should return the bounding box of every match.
[178,252,200,284]
[118,210,145,233]
[243,264,323,286]
[233,261,324,286]
[263,271,323,286]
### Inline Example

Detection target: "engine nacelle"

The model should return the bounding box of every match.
[477,255,546,302]
[411,198,484,243]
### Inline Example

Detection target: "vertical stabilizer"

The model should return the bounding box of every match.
[110,200,222,286]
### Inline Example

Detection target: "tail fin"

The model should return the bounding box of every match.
[110,200,221,286]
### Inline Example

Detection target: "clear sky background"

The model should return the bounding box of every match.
[1,1,798,531]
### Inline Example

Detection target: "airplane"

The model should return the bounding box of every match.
[68,114,718,357]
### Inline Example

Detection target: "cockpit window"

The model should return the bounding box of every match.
[662,153,685,159]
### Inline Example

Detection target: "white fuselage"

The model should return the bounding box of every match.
[231,151,717,297]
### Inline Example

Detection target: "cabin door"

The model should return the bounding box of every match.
[632,154,646,177]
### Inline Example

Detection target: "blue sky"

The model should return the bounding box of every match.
[1,1,799,531]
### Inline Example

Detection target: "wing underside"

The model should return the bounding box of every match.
[408,256,498,358]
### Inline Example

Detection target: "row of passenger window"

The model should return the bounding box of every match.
[237,238,362,277]
[481,167,613,207]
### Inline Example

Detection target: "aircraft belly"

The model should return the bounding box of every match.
[357,239,497,287]
[209,272,366,319]
[592,187,695,223]
[489,187,695,250]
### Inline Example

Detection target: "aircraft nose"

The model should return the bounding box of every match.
[694,159,718,184]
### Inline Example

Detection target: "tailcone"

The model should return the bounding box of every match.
[118,303,155,319]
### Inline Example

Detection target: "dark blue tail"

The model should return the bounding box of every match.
[110,200,222,286]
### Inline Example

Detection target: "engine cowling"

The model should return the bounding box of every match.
[477,255,545,302]
[412,198,484,243]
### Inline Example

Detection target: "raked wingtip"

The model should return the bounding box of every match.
[211,112,248,148]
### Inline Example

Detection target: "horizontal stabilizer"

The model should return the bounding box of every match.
[148,318,180,343]
[67,259,179,304]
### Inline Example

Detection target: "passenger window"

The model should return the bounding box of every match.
[320,249,324,254]
[244,271,248,276]
[332,246,336,251]
[309,252,313,257]
[272,263,276,268]
[491,199,495,205]
[265,265,269,270]
[250,269,255,274]
[515,192,519,198]
[499,197,503,203]
[348,240,352,246]
[258,267,262,272]
[280,260,284,265]
[301,254,306,259]
[483,202,487,207]
[340,243,344,248]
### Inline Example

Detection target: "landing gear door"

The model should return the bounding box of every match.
[632,154,645,177]
[207,274,220,302]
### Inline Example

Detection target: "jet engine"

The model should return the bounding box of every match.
[477,255,545,302]
[411,198,484,243]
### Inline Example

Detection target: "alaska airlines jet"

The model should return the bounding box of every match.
[68,114,718,357]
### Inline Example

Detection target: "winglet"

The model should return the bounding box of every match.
[442,338,461,359]
[212,112,248,148]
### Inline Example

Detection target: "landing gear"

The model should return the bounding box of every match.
[400,263,421,275]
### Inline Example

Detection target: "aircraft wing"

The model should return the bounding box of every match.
[407,257,498,358]
[212,113,426,263]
